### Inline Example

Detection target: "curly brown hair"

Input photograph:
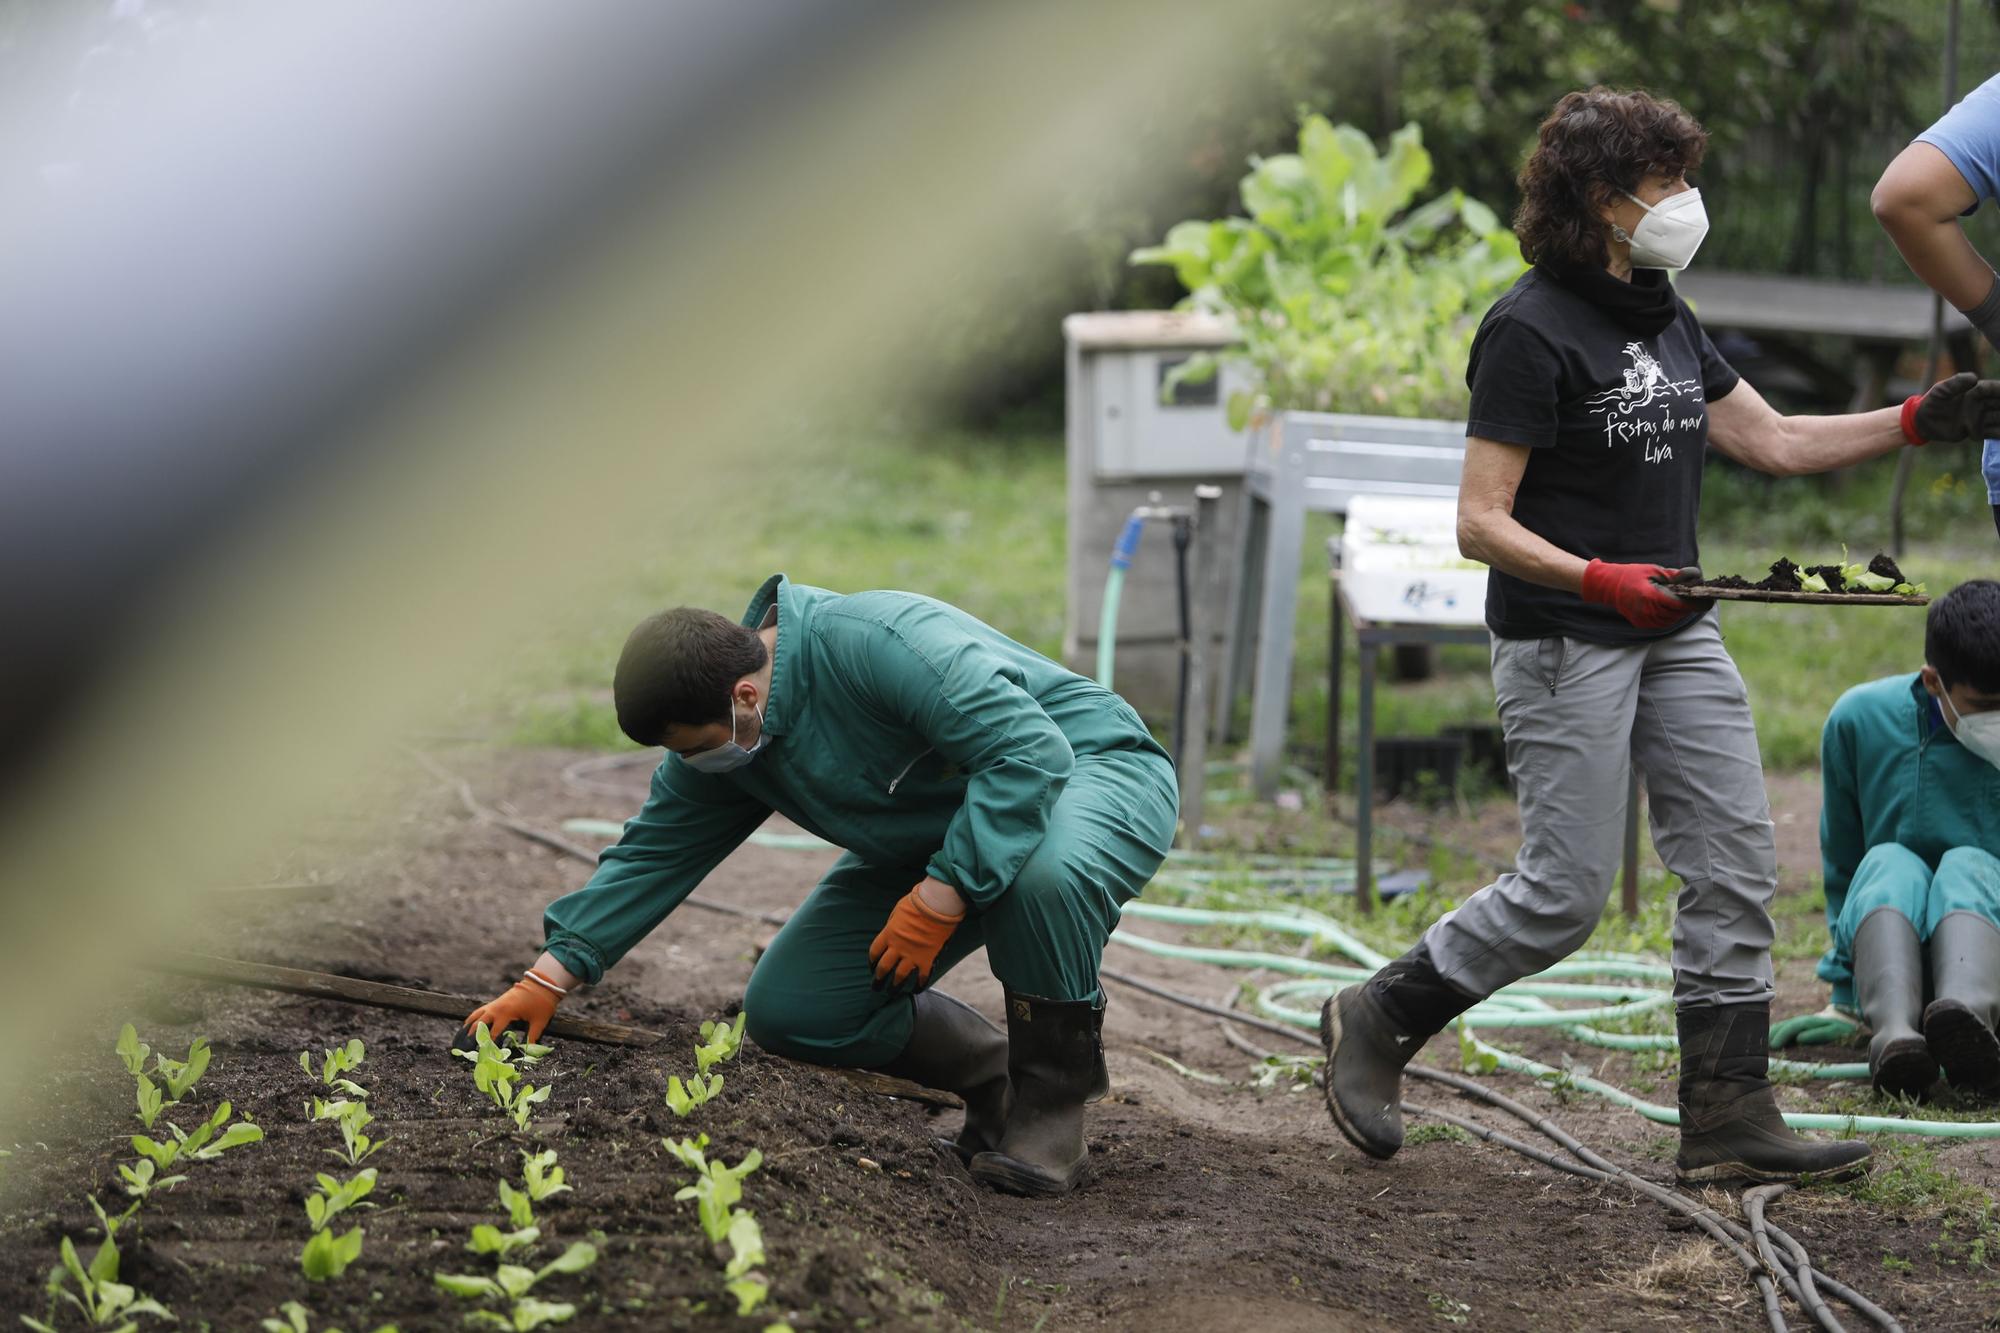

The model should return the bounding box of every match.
[1513,87,1708,269]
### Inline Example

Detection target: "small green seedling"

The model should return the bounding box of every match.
[305,1168,378,1232]
[115,1157,186,1201]
[460,1298,577,1332]
[133,1074,165,1131]
[663,1073,724,1118]
[260,1299,401,1333]
[694,1013,747,1075]
[151,1036,211,1102]
[501,1031,553,1064]
[300,1225,364,1281]
[300,1039,369,1097]
[311,1098,387,1166]
[519,1150,569,1203]
[87,1196,141,1240]
[723,1211,765,1280]
[468,1223,541,1258]
[663,1134,762,1244]
[131,1101,264,1171]
[455,1025,551,1128]
[23,1235,172,1331]
[725,1277,769,1317]
[498,1180,536,1230]
[434,1241,598,1312]
[114,1025,151,1079]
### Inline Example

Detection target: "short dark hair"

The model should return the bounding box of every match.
[1514,87,1708,270]
[613,607,768,745]
[1926,579,2000,694]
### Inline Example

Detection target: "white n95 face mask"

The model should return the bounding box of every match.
[1941,690,2000,772]
[1619,188,1709,271]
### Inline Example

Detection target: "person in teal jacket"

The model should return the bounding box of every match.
[1818,580,2000,1098]
[464,574,1179,1196]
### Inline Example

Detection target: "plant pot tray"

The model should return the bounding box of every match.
[1678,585,1929,606]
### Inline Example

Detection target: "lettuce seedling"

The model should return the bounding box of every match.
[260,1298,402,1333]
[663,1134,762,1244]
[456,1024,550,1127]
[460,1298,577,1331]
[115,1025,151,1079]
[725,1276,770,1317]
[519,1150,570,1203]
[88,1195,141,1239]
[663,1073,724,1118]
[468,1223,542,1258]
[132,1101,264,1171]
[312,1098,386,1166]
[434,1241,598,1305]
[694,1013,747,1076]
[301,1039,369,1098]
[498,1180,536,1230]
[723,1210,765,1279]
[305,1168,378,1232]
[152,1037,211,1102]
[134,1073,165,1130]
[116,1158,186,1201]
[300,1225,364,1281]
[22,1235,172,1331]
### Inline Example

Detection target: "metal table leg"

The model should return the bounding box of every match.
[1356,632,1375,914]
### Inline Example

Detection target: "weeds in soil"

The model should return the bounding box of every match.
[1426,1291,1471,1323]
[1833,1141,2000,1267]
[1405,1122,1473,1147]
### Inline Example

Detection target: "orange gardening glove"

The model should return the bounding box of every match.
[869,885,964,992]
[463,969,565,1045]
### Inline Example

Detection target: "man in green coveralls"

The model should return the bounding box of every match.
[1816,580,2000,1100]
[464,574,1179,1197]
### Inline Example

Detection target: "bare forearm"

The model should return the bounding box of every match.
[530,951,580,991]
[1459,509,1588,593]
[1769,408,1905,477]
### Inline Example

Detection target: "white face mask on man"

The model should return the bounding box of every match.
[1618,188,1709,271]
[1940,689,2000,771]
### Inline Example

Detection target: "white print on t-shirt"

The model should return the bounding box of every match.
[1585,341,1704,460]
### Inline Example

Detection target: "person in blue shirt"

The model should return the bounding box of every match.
[1874,76,2000,540]
[1817,580,2000,1099]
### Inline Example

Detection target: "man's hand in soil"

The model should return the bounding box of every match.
[869,878,965,993]
[1907,371,2000,444]
[464,964,570,1044]
[1580,560,1695,630]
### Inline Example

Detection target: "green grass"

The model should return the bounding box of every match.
[1833,1141,2000,1268]
[474,424,1995,778]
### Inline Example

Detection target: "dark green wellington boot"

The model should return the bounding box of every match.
[874,990,1011,1163]
[1852,910,1937,1098]
[1675,1003,1872,1184]
[968,991,1103,1197]
[1321,945,1475,1160]
[1923,912,2000,1097]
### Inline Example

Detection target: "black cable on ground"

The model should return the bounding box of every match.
[1748,1185,1846,1333]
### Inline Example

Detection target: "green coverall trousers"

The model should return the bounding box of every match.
[741,746,1177,1068]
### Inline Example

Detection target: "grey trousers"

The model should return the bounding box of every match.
[1423,612,1777,1010]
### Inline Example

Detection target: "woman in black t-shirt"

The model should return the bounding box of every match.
[1319,88,2000,1186]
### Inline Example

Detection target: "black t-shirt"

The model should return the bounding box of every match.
[1466,266,1740,644]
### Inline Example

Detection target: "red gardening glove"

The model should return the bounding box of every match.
[463,970,564,1045]
[869,885,964,992]
[1580,559,1695,630]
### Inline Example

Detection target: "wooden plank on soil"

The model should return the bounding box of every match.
[838,1069,962,1109]
[145,952,664,1048]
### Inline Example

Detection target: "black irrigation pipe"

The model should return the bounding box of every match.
[1748,1185,1846,1333]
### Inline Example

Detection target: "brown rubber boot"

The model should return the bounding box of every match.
[1675,1003,1872,1184]
[873,990,1010,1162]
[1922,912,2000,1097]
[968,991,1102,1197]
[1851,909,1936,1098]
[1321,945,1476,1160]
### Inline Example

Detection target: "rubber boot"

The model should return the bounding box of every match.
[1923,912,2000,1097]
[968,991,1102,1197]
[1320,945,1475,1160]
[873,991,1011,1163]
[1851,909,1936,1098]
[1675,1003,1872,1184]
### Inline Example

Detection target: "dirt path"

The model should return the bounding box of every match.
[2,749,1994,1330]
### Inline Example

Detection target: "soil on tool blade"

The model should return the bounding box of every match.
[1,749,1993,1330]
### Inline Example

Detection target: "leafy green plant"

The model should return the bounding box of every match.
[1131,114,1524,429]
[305,1169,377,1232]
[519,1150,569,1204]
[132,1076,164,1132]
[434,1241,598,1328]
[663,1134,763,1244]
[311,1098,386,1166]
[151,1037,210,1103]
[260,1299,400,1333]
[498,1180,536,1231]
[468,1224,541,1259]
[23,1235,171,1331]
[300,1039,369,1098]
[694,1013,747,1076]
[300,1225,364,1281]
[130,1101,264,1172]
[454,1025,551,1130]
[88,1196,141,1239]
[114,1026,150,1079]
[115,1158,186,1201]
[664,1073,724,1118]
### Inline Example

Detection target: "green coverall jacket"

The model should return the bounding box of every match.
[541,574,1173,986]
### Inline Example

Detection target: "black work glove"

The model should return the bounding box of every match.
[1909,371,2000,444]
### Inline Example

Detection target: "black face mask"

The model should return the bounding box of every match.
[1537,259,1678,337]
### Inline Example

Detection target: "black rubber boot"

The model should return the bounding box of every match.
[873,991,1011,1163]
[968,991,1102,1197]
[1923,912,2000,1097]
[1852,910,1936,1098]
[1675,1003,1872,1184]
[1320,945,1475,1160]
